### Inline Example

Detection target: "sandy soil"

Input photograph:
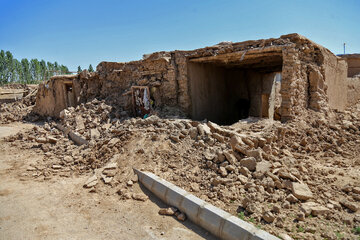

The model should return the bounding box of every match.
[0,123,216,240]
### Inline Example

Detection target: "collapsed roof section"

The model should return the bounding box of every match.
[35,33,349,124]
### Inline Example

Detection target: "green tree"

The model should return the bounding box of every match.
[77,66,82,73]
[0,49,70,85]
[88,64,94,72]
[60,65,69,74]
[0,50,6,84]
[21,58,31,83]
[5,51,14,83]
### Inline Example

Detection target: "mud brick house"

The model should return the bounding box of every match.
[35,33,349,124]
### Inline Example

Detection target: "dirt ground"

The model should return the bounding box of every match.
[0,123,216,240]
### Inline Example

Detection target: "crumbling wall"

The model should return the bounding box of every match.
[279,34,347,121]
[34,33,349,121]
[347,76,360,106]
[94,55,176,112]
[35,75,79,117]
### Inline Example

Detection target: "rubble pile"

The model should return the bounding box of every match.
[5,99,360,240]
[0,86,39,123]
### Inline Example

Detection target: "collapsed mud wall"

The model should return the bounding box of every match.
[34,33,349,122]
[35,75,80,117]
[279,34,347,121]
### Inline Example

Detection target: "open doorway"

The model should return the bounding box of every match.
[188,51,282,125]
[64,81,75,108]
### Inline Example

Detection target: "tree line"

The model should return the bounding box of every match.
[78,64,94,73]
[0,50,70,85]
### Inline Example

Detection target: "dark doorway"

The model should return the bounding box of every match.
[188,52,282,125]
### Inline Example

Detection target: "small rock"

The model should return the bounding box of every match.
[132,193,148,201]
[204,150,215,161]
[239,167,251,177]
[300,202,329,216]
[296,212,305,221]
[291,182,313,200]
[63,156,73,163]
[225,165,235,172]
[101,174,113,184]
[190,182,200,192]
[36,137,47,143]
[169,135,180,143]
[353,187,360,194]
[230,135,244,150]
[197,124,211,135]
[26,166,36,171]
[212,133,224,143]
[127,180,134,186]
[278,233,293,240]
[104,162,117,170]
[255,160,271,174]
[189,127,198,139]
[83,174,97,188]
[239,157,257,171]
[159,207,177,216]
[286,194,298,203]
[271,205,281,214]
[177,213,186,221]
[340,199,359,212]
[90,128,101,139]
[223,151,237,165]
[246,149,263,161]
[47,136,57,144]
[52,164,62,169]
[262,211,275,223]
[219,166,228,177]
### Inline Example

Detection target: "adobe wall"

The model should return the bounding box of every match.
[35,75,80,117]
[339,54,360,77]
[347,76,360,106]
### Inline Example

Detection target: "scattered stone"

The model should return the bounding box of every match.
[83,175,97,188]
[286,194,298,203]
[177,213,186,221]
[169,135,180,143]
[190,182,200,192]
[52,164,62,169]
[36,137,47,143]
[262,211,275,223]
[90,128,101,139]
[239,157,257,171]
[300,202,329,216]
[291,182,313,200]
[212,133,224,143]
[132,193,148,201]
[296,212,305,221]
[47,136,57,144]
[219,166,228,177]
[340,199,359,212]
[159,207,177,216]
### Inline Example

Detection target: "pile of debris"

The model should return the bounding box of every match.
[5,98,360,240]
[0,85,39,123]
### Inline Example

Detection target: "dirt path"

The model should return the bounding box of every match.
[0,123,215,240]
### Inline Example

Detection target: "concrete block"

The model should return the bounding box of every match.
[150,179,174,200]
[221,216,254,240]
[198,203,232,237]
[179,194,204,222]
[164,185,188,207]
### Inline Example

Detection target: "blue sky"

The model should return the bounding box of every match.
[1,0,359,71]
